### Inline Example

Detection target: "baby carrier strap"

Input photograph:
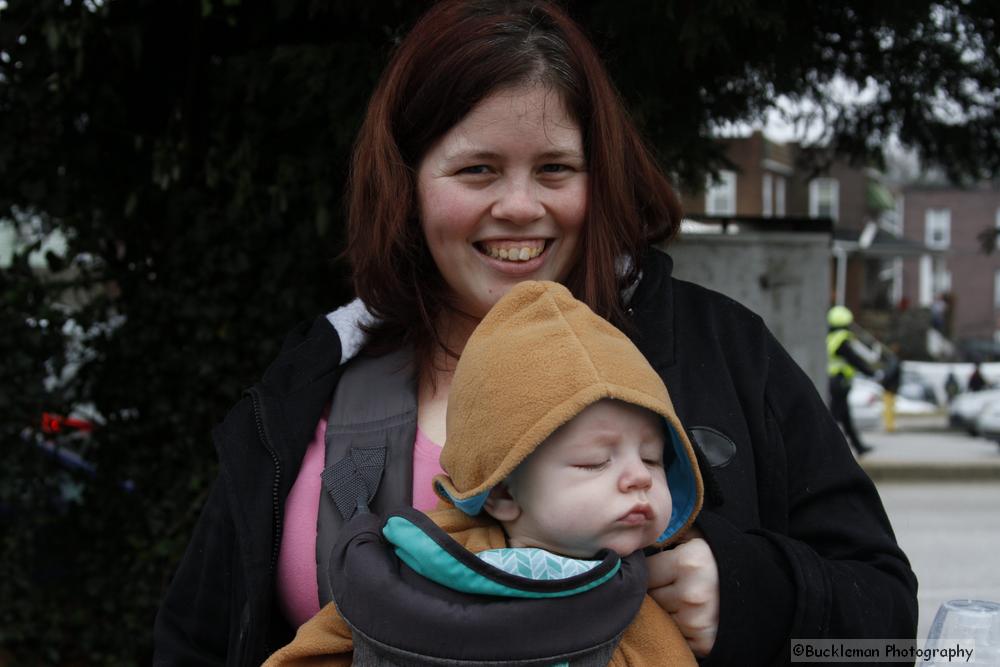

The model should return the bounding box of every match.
[322,446,386,519]
[317,346,417,608]
[330,508,648,666]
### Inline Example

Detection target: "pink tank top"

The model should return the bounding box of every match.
[275,417,444,628]
[411,427,446,512]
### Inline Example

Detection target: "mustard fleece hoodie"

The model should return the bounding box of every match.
[434,280,703,547]
[265,281,703,667]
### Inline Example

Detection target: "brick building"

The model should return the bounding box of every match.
[680,131,920,317]
[900,185,1000,346]
[682,131,797,219]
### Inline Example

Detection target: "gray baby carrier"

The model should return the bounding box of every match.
[328,506,649,667]
[318,349,653,666]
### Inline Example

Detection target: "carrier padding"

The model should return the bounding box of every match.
[383,514,622,598]
[350,625,619,666]
[330,509,647,664]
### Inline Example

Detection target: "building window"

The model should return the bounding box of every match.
[809,178,839,220]
[705,170,736,216]
[762,173,773,217]
[925,209,951,249]
[775,176,786,216]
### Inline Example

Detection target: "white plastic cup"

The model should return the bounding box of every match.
[923,599,1000,665]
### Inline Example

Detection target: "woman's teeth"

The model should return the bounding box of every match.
[480,242,545,262]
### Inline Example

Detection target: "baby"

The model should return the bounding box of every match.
[266,281,704,666]
[478,397,676,561]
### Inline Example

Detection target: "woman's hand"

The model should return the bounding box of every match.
[645,527,720,657]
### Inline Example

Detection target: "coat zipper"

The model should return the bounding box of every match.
[246,387,283,574]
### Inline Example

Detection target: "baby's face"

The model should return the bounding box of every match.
[503,399,671,558]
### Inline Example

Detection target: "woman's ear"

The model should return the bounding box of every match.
[482,482,521,522]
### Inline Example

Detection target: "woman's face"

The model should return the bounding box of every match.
[416,84,587,319]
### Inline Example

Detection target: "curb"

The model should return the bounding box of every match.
[861,461,1000,482]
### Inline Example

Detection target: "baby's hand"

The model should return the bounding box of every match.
[645,527,719,657]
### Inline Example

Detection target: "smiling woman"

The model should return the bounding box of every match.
[345,0,681,374]
[417,85,587,320]
[155,1,918,664]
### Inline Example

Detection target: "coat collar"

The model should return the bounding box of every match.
[629,247,676,370]
[257,315,346,476]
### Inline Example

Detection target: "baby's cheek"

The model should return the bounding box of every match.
[652,479,672,523]
[550,505,601,540]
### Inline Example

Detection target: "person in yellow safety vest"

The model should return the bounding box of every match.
[827,305,876,456]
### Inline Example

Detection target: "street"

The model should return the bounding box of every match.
[863,421,1000,639]
[877,481,1000,639]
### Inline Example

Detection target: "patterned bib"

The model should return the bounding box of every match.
[476,548,601,580]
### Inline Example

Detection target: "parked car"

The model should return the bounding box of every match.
[974,396,1000,447]
[849,377,884,431]
[848,377,939,431]
[957,338,1000,363]
[897,370,940,406]
[949,387,1000,436]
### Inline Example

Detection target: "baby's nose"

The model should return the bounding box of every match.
[619,456,653,491]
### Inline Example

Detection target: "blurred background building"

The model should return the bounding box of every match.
[678,130,1000,366]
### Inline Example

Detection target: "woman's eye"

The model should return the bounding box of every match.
[457,165,490,175]
[540,163,569,174]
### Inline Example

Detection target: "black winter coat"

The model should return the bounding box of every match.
[153,249,918,666]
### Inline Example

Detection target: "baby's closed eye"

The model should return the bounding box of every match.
[573,460,610,470]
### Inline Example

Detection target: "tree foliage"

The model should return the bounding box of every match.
[1,0,998,662]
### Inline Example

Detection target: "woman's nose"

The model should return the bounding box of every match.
[491,178,545,224]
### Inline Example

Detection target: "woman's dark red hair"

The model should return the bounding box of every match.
[347,0,682,362]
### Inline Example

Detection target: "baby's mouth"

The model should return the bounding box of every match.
[618,504,654,524]
[475,239,548,262]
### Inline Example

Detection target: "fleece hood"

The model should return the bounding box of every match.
[433,281,703,546]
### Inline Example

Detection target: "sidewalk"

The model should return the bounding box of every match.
[858,413,1000,482]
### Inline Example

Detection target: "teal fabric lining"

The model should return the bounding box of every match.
[659,422,698,542]
[435,481,489,515]
[383,516,620,599]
